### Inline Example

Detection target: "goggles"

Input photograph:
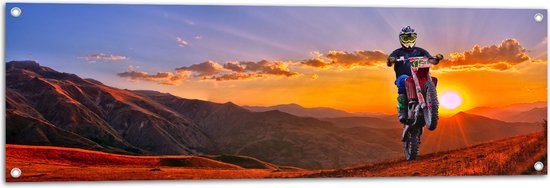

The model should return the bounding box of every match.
[400,33,417,43]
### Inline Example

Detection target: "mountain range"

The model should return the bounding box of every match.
[465,102,547,123]
[243,103,391,119]
[5,61,546,169]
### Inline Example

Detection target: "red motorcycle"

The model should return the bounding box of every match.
[397,56,440,160]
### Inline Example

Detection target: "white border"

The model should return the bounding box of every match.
[1,0,550,8]
[1,0,549,188]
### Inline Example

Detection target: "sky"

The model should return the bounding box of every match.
[5,3,548,114]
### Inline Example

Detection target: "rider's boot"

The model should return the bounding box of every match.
[397,94,408,124]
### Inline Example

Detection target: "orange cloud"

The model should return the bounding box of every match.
[223,61,246,72]
[203,72,264,81]
[82,53,127,63]
[117,38,537,85]
[436,38,530,71]
[176,60,224,76]
[239,60,300,77]
[302,50,387,69]
[202,60,300,81]
[302,58,332,69]
[120,59,301,84]
[311,74,319,80]
[117,70,191,85]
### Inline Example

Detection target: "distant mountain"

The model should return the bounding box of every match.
[508,107,548,123]
[243,103,392,119]
[324,112,542,155]
[243,103,357,118]
[136,90,403,169]
[6,61,216,155]
[421,112,542,153]
[321,116,399,129]
[465,102,547,123]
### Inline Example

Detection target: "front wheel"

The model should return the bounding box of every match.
[423,80,439,131]
[403,128,420,160]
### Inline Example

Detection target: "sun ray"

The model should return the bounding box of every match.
[455,114,471,147]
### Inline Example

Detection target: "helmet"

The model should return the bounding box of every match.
[399,26,417,49]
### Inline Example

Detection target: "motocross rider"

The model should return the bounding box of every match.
[387,26,443,124]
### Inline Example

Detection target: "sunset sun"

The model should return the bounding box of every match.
[439,91,463,110]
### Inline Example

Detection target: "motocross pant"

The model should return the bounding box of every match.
[395,74,409,95]
[395,74,409,123]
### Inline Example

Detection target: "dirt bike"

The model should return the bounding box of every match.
[397,56,440,160]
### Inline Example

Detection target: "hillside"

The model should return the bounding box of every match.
[421,112,542,153]
[5,144,302,182]
[7,132,545,182]
[6,61,218,155]
[136,90,403,169]
[302,132,547,177]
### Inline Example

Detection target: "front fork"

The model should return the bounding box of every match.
[402,68,431,141]
[401,124,424,142]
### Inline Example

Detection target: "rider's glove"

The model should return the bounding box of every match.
[435,53,444,60]
[432,53,444,65]
[387,56,396,67]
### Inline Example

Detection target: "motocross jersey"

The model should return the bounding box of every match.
[388,47,433,79]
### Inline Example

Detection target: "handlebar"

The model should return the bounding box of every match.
[388,54,444,67]
[396,56,431,62]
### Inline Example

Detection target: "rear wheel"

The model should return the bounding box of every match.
[403,128,420,160]
[423,80,439,131]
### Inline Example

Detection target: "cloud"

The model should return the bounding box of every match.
[238,60,300,77]
[117,70,191,85]
[176,37,189,47]
[176,60,224,76]
[436,38,530,71]
[194,35,203,40]
[326,50,387,68]
[203,60,301,81]
[311,74,319,80]
[127,65,140,70]
[302,58,332,69]
[123,59,301,84]
[117,38,535,85]
[302,50,387,69]
[223,61,246,72]
[82,53,127,63]
[203,73,264,81]
[301,39,532,72]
